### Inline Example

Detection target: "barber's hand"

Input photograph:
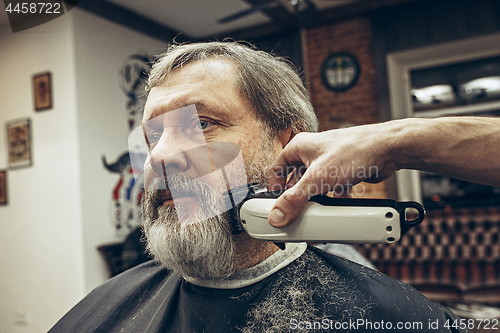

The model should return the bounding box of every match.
[267,124,397,227]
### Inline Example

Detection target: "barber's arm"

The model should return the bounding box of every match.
[267,116,500,227]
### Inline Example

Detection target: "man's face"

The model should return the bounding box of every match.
[141,58,281,279]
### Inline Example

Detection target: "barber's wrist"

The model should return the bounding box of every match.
[383,118,425,171]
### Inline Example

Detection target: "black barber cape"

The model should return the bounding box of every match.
[49,244,466,333]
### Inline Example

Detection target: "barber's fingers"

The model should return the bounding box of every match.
[268,166,328,227]
[268,148,307,193]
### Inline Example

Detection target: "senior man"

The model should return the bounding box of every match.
[50,42,465,333]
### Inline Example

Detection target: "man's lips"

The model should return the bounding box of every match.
[157,190,196,206]
[160,190,173,202]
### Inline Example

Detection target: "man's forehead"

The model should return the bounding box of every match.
[143,59,240,122]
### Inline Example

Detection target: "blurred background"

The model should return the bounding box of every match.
[2,0,500,331]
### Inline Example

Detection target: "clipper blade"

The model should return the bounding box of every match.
[224,184,285,234]
[224,183,266,234]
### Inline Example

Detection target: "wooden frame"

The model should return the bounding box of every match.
[6,118,32,169]
[33,72,52,111]
[0,170,6,205]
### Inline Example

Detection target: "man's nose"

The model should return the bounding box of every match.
[148,133,191,177]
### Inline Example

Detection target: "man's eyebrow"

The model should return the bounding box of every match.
[193,101,231,119]
[192,101,212,114]
[141,102,206,132]
[144,101,217,124]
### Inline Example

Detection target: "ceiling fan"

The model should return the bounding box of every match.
[218,0,360,28]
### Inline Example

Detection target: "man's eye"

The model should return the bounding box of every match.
[148,133,161,145]
[196,120,214,130]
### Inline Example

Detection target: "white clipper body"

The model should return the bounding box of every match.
[240,199,402,243]
[227,185,425,245]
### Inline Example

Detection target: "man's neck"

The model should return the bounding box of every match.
[232,233,279,270]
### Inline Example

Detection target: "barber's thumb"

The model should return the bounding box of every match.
[268,189,308,228]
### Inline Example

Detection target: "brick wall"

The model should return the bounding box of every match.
[305,17,386,198]
[305,17,379,131]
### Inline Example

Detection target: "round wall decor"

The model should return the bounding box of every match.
[321,52,360,92]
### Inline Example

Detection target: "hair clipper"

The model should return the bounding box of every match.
[225,184,425,246]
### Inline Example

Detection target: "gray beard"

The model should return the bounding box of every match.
[143,176,236,280]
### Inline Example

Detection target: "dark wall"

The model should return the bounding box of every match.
[247,29,304,76]
[372,0,500,53]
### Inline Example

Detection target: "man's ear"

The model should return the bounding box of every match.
[278,127,293,149]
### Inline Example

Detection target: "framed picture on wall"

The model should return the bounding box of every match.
[0,171,7,205]
[6,118,32,169]
[33,72,52,111]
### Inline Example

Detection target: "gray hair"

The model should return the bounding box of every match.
[147,41,318,135]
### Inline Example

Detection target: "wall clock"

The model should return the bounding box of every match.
[321,52,360,92]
